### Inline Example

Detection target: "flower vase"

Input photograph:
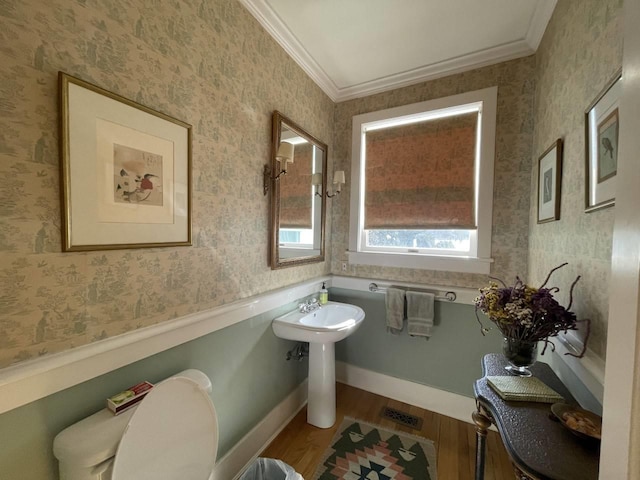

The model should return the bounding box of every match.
[502,337,538,377]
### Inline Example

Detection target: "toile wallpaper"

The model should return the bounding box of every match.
[528,0,623,359]
[330,0,622,361]
[0,0,622,370]
[330,57,536,289]
[0,0,334,368]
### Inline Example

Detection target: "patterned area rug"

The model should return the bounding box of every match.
[312,417,437,480]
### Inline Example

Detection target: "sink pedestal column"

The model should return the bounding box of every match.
[307,342,335,428]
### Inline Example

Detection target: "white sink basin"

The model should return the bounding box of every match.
[272,302,365,343]
[272,300,365,429]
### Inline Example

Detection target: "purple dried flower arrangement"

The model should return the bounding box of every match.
[474,263,589,358]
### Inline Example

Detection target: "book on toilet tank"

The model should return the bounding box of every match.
[107,381,154,415]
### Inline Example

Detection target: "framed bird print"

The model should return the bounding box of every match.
[537,138,563,224]
[585,69,621,212]
[59,72,192,251]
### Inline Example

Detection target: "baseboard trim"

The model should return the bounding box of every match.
[212,380,308,480]
[214,364,485,480]
[336,362,476,425]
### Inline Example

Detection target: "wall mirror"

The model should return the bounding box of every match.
[269,111,327,269]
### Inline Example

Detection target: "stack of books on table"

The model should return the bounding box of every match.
[486,376,564,403]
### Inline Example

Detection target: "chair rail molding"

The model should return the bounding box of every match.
[0,276,330,414]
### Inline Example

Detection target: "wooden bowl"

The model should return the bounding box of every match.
[551,403,602,442]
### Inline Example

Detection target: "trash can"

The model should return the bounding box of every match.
[239,457,303,480]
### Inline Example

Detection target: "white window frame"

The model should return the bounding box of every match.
[347,87,497,274]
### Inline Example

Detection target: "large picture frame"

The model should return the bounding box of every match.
[585,69,622,212]
[537,138,563,224]
[59,72,192,251]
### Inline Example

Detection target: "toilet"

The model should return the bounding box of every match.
[53,369,301,480]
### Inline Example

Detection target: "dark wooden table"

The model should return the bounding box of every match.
[473,354,600,480]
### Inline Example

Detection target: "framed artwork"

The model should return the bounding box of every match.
[585,70,622,212]
[537,139,563,224]
[59,72,192,251]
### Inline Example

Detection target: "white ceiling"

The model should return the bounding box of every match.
[240,0,557,102]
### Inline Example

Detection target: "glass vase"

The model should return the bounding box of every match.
[502,337,538,377]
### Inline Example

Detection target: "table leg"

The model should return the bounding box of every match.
[472,405,492,480]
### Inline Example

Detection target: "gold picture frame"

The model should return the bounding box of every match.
[59,72,192,251]
[585,70,621,212]
[537,139,563,224]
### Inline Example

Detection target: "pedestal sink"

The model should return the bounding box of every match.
[272,301,365,428]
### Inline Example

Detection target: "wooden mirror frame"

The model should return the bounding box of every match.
[269,111,327,269]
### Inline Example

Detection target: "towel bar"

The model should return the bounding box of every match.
[368,282,457,302]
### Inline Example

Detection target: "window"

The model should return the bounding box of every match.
[348,87,497,274]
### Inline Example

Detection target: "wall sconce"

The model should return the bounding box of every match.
[312,173,323,197]
[326,170,346,198]
[264,142,294,195]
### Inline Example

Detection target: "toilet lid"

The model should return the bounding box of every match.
[112,376,218,480]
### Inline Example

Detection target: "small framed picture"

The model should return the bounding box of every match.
[597,108,618,183]
[59,72,192,251]
[537,139,563,224]
[585,70,622,212]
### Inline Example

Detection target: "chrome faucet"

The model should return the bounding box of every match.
[298,298,320,313]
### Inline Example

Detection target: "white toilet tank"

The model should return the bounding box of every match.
[53,369,217,480]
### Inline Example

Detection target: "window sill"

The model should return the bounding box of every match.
[347,251,493,274]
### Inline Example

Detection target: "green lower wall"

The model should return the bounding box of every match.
[331,288,604,411]
[0,286,604,479]
[0,303,307,480]
[331,288,504,397]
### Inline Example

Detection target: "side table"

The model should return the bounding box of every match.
[473,354,599,480]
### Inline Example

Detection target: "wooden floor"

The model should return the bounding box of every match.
[261,383,514,479]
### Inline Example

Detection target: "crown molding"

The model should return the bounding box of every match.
[240,0,555,103]
[525,0,558,50]
[239,0,340,101]
[333,40,534,102]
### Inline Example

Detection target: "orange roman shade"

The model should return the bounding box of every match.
[364,112,478,230]
[280,142,313,229]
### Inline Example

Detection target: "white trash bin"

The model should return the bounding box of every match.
[239,457,303,480]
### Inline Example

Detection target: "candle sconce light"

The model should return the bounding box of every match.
[319,170,345,198]
[312,173,323,197]
[263,141,294,195]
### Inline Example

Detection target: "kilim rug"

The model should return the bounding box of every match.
[312,417,437,480]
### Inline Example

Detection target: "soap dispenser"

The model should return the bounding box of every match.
[319,282,328,305]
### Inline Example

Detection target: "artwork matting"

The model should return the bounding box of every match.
[59,72,192,251]
[537,138,563,224]
[585,70,622,213]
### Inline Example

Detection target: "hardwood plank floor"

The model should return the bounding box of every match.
[260,382,514,479]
